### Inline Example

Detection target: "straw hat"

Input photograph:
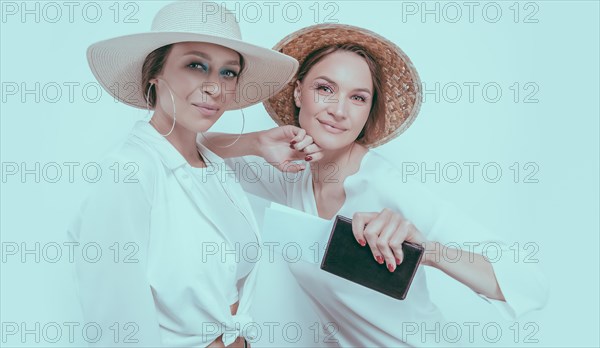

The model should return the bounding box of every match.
[263,24,422,147]
[87,1,298,110]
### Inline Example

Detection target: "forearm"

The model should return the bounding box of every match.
[423,242,506,301]
[203,132,263,158]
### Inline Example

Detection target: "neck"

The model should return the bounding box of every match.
[150,112,204,167]
[311,142,367,189]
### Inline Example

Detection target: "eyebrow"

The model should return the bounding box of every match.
[314,75,372,95]
[185,51,240,67]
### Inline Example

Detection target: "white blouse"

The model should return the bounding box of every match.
[224,151,548,347]
[68,121,261,347]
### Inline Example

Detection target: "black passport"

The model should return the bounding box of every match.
[320,215,424,300]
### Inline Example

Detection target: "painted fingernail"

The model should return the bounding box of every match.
[358,239,366,247]
[375,255,384,264]
[290,144,295,149]
[305,155,313,161]
[290,140,297,145]
[388,263,395,272]
[396,258,401,265]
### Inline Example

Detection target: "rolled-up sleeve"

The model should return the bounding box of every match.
[408,180,549,319]
[478,257,549,319]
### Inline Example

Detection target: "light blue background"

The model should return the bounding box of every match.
[1,0,598,346]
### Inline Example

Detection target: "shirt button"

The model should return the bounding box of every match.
[182,173,189,180]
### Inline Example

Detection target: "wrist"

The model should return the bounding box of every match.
[248,131,264,157]
[421,241,442,267]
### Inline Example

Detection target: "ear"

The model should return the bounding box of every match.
[293,80,302,108]
[149,78,158,85]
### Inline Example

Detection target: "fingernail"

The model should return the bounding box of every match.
[305,155,313,161]
[388,263,395,272]
[375,255,384,264]
[358,239,366,247]
[290,140,297,145]
[396,258,401,265]
[290,144,295,150]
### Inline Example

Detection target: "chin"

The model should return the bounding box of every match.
[312,132,354,151]
[183,118,218,133]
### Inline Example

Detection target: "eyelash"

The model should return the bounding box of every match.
[187,62,238,79]
[316,83,333,93]
[316,83,367,102]
[220,70,238,79]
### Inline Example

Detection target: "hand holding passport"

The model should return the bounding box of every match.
[320,215,424,300]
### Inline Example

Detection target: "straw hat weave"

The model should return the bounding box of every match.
[264,24,421,147]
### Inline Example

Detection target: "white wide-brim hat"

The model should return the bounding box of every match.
[87,1,298,110]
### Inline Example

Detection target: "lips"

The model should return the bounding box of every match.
[192,103,220,117]
[317,119,347,134]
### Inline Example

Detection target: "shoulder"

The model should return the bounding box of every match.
[94,133,164,203]
[353,150,403,185]
[349,150,441,203]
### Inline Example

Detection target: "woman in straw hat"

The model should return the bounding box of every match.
[68,1,298,347]
[205,24,548,346]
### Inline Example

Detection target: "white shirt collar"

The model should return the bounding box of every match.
[129,120,224,170]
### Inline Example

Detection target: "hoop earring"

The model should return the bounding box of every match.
[148,79,176,137]
[199,108,245,148]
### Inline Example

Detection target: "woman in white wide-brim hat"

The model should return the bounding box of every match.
[205,24,548,346]
[68,1,297,347]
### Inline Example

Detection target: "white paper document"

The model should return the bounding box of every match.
[261,203,334,264]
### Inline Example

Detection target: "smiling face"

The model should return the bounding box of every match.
[294,50,374,150]
[149,42,242,133]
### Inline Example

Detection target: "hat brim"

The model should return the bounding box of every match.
[88,32,298,110]
[263,24,422,148]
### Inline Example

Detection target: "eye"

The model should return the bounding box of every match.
[188,62,208,71]
[220,69,239,79]
[316,84,333,93]
[351,95,367,102]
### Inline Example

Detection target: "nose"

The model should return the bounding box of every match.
[326,94,348,120]
[201,72,222,99]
